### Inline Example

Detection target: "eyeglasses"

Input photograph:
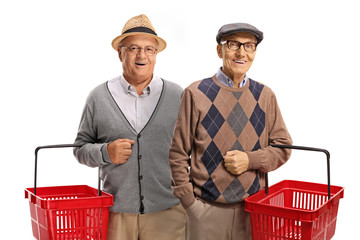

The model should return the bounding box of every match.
[220,40,258,52]
[120,45,158,55]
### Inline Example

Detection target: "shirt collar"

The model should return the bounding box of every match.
[120,75,161,96]
[216,68,248,88]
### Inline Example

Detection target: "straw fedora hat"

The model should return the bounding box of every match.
[111,14,167,52]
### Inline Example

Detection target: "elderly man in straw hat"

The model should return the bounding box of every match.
[73,14,186,240]
[169,22,292,239]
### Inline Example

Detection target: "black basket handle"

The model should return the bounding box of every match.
[267,145,331,200]
[34,144,102,196]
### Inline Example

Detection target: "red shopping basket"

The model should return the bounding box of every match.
[24,144,113,240]
[245,145,344,240]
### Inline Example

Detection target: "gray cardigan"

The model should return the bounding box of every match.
[74,79,183,214]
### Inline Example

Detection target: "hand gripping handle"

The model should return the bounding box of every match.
[34,144,102,196]
[267,145,331,200]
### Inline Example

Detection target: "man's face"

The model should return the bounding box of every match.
[217,32,257,81]
[119,35,158,84]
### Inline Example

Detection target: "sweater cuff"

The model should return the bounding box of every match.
[172,182,195,209]
[101,143,112,164]
[180,192,196,209]
[247,150,264,170]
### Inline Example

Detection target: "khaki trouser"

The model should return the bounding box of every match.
[186,199,252,240]
[107,203,186,240]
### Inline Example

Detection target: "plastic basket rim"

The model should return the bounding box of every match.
[25,184,113,197]
[245,180,344,215]
[25,184,113,210]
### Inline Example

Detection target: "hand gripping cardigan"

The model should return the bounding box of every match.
[74,78,183,214]
[169,75,292,209]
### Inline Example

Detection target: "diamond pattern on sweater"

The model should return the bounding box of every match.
[223,178,245,203]
[232,91,243,100]
[197,77,267,204]
[252,140,261,151]
[249,79,264,101]
[198,78,221,102]
[250,103,265,137]
[226,103,248,137]
[201,104,225,139]
[231,140,244,151]
[247,175,260,196]
[201,141,223,175]
[201,177,221,202]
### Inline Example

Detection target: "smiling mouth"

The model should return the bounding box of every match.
[233,60,246,64]
[135,63,146,66]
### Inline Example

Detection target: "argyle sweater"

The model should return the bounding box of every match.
[169,75,292,209]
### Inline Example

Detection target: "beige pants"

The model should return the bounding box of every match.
[186,199,252,240]
[107,203,186,240]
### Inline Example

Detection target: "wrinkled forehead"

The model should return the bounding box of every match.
[221,32,257,42]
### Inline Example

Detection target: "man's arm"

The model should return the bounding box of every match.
[168,88,197,209]
[223,91,292,175]
[247,91,292,172]
[73,102,111,167]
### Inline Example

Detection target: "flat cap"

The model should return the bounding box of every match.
[216,23,263,44]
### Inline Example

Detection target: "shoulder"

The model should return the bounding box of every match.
[85,79,114,104]
[248,78,275,95]
[185,78,213,92]
[248,78,279,108]
[162,79,183,95]
[183,77,224,103]
[88,82,108,98]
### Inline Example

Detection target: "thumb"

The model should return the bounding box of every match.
[126,139,136,144]
[118,138,135,144]
[224,150,235,157]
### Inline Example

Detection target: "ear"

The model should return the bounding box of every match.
[118,48,123,62]
[217,45,222,58]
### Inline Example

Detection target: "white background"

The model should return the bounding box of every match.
[1,0,358,239]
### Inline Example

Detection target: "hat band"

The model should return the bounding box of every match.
[123,27,157,36]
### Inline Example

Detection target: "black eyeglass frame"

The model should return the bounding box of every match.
[220,40,258,52]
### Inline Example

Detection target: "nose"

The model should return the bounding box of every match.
[235,45,246,57]
[136,48,147,58]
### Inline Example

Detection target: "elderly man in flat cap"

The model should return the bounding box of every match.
[73,14,185,240]
[169,22,292,239]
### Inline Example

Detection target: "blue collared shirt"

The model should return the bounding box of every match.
[107,75,163,133]
[216,68,248,88]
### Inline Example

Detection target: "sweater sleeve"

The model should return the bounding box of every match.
[247,90,292,172]
[73,97,111,168]
[168,88,197,209]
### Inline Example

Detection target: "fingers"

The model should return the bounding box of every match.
[223,150,235,157]
[223,150,238,163]
[121,148,133,157]
[119,141,133,149]
[224,161,240,173]
[108,138,135,164]
[223,150,249,175]
[224,160,246,175]
[113,139,135,150]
